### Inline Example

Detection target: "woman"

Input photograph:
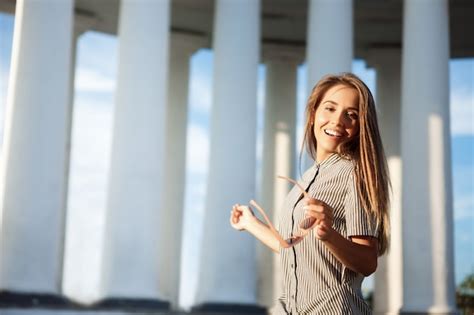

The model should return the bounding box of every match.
[230,73,390,314]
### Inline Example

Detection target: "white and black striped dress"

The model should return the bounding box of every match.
[272,153,379,315]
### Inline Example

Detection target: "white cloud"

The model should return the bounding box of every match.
[189,72,212,113]
[181,175,208,309]
[63,98,113,303]
[78,31,118,75]
[180,189,205,308]
[186,123,209,174]
[74,68,116,93]
[450,88,474,135]
[454,194,474,220]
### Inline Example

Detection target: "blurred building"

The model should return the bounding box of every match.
[0,0,472,314]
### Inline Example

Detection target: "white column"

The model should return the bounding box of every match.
[101,0,170,301]
[304,0,353,167]
[0,0,73,293]
[158,33,203,309]
[258,46,300,307]
[195,0,261,307]
[368,49,403,314]
[306,0,353,88]
[401,0,456,313]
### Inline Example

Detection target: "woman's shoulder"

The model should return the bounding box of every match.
[334,154,357,176]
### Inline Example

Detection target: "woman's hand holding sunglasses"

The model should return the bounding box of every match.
[229,175,334,248]
[230,204,256,231]
[303,198,334,241]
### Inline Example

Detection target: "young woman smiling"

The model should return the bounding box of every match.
[230,73,390,314]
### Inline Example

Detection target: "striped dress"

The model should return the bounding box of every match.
[272,153,379,315]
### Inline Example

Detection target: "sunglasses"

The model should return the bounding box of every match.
[249,175,319,249]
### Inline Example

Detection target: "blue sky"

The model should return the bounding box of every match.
[0,12,473,309]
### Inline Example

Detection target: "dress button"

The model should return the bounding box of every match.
[291,263,294,268]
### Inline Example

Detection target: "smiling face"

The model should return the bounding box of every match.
[312,84,360,162]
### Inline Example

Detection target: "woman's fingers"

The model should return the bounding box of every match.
[302,203,333,237]
[306,211,333,222]
[303,197,329,207]
[236,204,255,217]
[316,224,327,238]
[303,196,322,205]
[230,206,243,224]
[303,205,333,220]
[314,220,332,239]
[232,209,241,219]
[230,203,256,232]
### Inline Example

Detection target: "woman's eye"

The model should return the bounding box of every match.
[325,107,335,112]
[347,112,358,119]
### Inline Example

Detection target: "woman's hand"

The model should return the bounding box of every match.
[229,204,256,231]
[303,198,334,241]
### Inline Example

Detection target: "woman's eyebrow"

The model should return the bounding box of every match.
[323,100,359,111]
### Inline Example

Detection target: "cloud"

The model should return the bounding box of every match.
[74,67,116,93]
[63,98,113,303]
[450,88,474,135]
[77,31,118,76]
[188,49,213,114]
[180,184,205,308]
[185,123,209,175]
[454,194,474,220]
[189,72,212,113]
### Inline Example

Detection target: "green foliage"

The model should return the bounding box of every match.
[457,272,474,315]
[459,273,474,289]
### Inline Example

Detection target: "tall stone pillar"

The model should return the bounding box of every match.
[258,45,301,308]
[304,0,353,167]
[100,0,170,307]
[401,0,457,313]
[368,49,403,314]
[193,0,263,312]
[158,33,204,310]
[0,0,73,296]
[306,0,353,87]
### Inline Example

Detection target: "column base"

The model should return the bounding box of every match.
[0,290,170,312]
[191,303,267,314]
[398,313,460,315]
[0,311,183,315]
[95,297,170,311]
[0,290,79,308]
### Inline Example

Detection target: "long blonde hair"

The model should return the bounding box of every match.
[301,73,390,255]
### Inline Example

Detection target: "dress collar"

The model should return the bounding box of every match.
[313,152,343,170]
[300,153,342,185]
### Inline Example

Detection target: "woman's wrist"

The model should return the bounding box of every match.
[245,215,261,231]
[320,226,337,243]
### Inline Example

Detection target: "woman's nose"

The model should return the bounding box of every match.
[332,111,346,126]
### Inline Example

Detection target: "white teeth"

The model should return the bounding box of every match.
[324,129,342,137]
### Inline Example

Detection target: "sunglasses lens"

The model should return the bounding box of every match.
[286,236,302,246]
[299,217,316,230]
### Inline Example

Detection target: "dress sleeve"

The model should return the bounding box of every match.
[344,169,379,238]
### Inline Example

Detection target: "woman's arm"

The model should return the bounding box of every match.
[230,205,280,253]
[304,201,378,276]
[322,230,378,276]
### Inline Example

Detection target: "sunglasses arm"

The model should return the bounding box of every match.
[249,200,293,248]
